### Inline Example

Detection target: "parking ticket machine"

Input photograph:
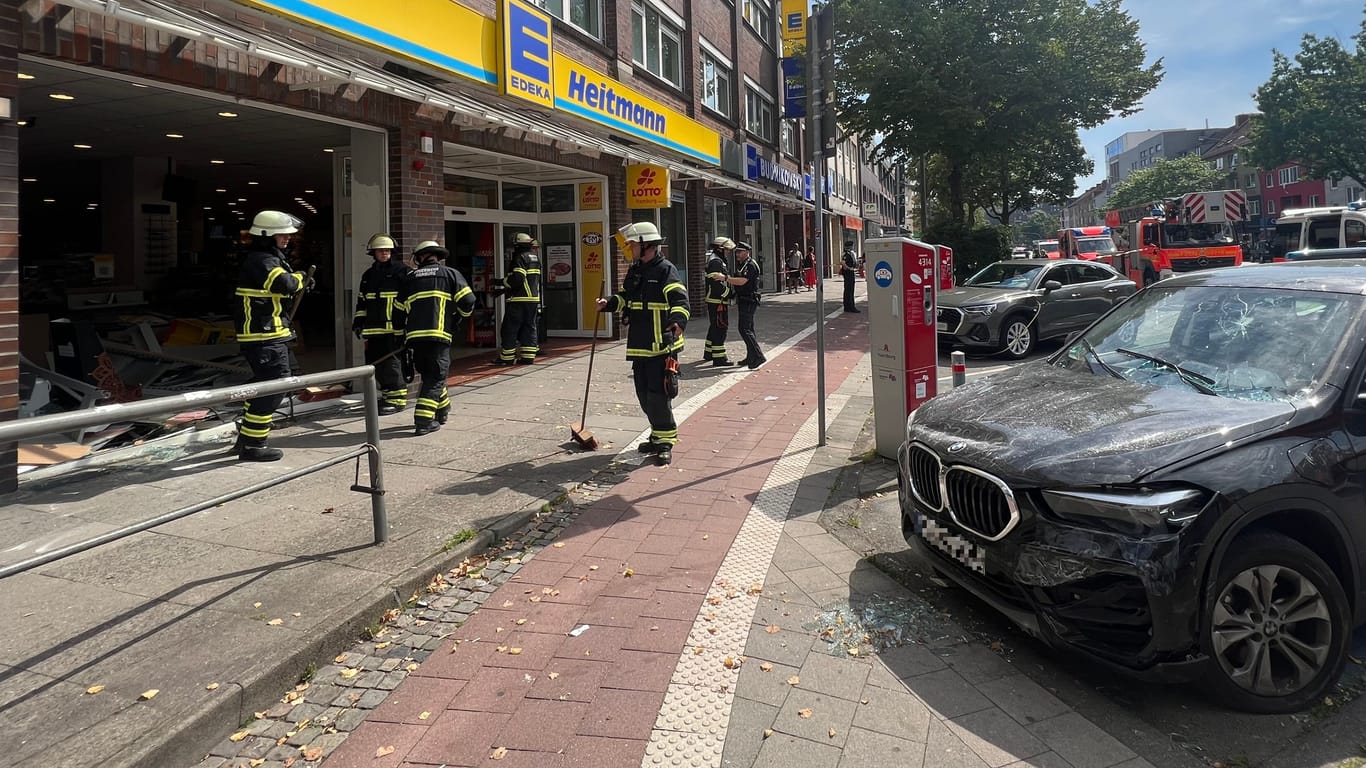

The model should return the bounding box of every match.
[865,237,940,459]
[936,245,954,291]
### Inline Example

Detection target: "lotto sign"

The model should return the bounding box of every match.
[578,181,602,210]
[626,164,671,209]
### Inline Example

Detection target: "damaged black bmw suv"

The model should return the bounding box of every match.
[899,261,1366,713]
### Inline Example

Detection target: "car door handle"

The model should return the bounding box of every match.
[1104,287,1120,292]
[1068,293,1081,298]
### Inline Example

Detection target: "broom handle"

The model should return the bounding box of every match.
[580,279,607,427]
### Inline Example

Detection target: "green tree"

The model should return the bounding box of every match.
[1016,208,1063,244]
[1106,154,1226,210]
[1248,18,1366,184]
[832,0,1161,223]
[967,125,1093,225]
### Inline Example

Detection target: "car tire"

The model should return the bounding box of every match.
[998,315,1036,359]
[1200,531,1351,714]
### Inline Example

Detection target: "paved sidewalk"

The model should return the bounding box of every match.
[305,313,1164,768]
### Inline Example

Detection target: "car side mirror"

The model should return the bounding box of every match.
[1043,280,1062,292]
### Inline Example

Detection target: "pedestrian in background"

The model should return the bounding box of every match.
[352,233,411,414]
[785,244,802,294]
[400,240,476,435]
[703,236,735,366]
[493,232,542,366]
[802,247,816,291]
[598,221,689,466]
[840,241,861,313]
[233,210,310,462]
[715,242,766,370]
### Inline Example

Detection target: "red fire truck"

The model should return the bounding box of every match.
[1057,226,1118,263]
[1104,189,1246,286]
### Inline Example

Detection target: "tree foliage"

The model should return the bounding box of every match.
[967,124,1093,225]
[832,0,1162,222]
[1015,208,1063,245]
[1249,18,1366,184]
[1106,155,1226,210]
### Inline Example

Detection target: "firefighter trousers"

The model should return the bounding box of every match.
[633,355,678,447]
[410,339,451,427]
[238,342,292,447]
[498,302,539,362]
[364,334,407,408]
[703,303,730,362]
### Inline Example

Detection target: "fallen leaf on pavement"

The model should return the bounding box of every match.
[759,663,774,672]
[253,602,262,608]
[529,596,541,603]
[797,708,813,718]
[85,685,105,695]
[303,747,323,761]
[283,757,297,767]
[503,600,515,608]
[706,627,718,635]
[139,689,159,701]
[623,568,634,577]
[828,727,837,738]
[334,654,347,663]
[491,746,509,760]
[847,647,859,657]
[787,676,800,686]
[496,646,509,653]
[553,542,566,548]
[250,759,265,767]
[267,619,283,626]
[588,565,599,571]
[229,730,249,742]
[508,648,523,655]
[515,618,527,625]
[693,647,705,656]
[405,663,418,672]
[763,728,773,739]
[542,588,555,595]
[702,535,710,540]
[375,745,395,758]
[205,682,220,691]
[418,711,431,721]
[765,625,780,634]
[339,668,359,679]
[706,596,723,606]
[723,657,739,669]
[548,672,560,680]
[375,641,390,650]
[292,612,302,618]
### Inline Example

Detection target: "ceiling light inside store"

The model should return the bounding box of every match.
[49,93,74,101]
[16,121,26,126]
[73,144,91,149]
[215,188,226,193]
[323,148,334,153]
[248,181,259,186]
[17,73,33,80]
[43,198,54,203]
[211,159,225,164]
[218,111,238,118]
[166,133,184,139]
[22,178,35,183]
[305,189,315,194]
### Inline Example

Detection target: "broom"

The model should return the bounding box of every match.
[571,280,607,450]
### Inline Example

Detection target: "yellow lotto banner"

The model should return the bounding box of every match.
[578,181,603,211]
[625,164,671,209]
[553,53,720,166]
[781,0,806,55]
[580,222,606,329]
[241,0,499,85]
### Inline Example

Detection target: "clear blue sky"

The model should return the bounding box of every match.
[1072,0,1365,196]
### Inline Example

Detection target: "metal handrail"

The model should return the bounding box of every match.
[0,365,389,580]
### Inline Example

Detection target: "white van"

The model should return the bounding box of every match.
[1270,202,1366,260]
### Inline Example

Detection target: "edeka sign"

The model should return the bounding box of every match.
[242,0,498,85]
[745,145,803,196]
[626,164,671,209]
[555,56,720,165]
[781,0,806,56]
[500,0,552,108]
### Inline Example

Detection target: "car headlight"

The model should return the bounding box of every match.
[1042,485,1211,531]
[961,303,997,316]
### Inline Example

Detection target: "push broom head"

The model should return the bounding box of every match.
[571,422,599,450]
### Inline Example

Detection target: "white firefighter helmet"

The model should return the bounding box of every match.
[413,240,449,261]
[712,236,736,250]
[251,210,302,237]
[618,221,664,244]
[366,233,396,252]
[511,232,540,248]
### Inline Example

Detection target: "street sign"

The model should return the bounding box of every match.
[744,202,763,221]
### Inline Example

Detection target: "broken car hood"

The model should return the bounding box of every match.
[912,363,1298,486]
[937,285,1035,308]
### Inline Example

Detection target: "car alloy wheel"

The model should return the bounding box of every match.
[1203,532,1349,713]
[1001,318,1034,359]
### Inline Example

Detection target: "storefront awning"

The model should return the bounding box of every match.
[48,0,810,210]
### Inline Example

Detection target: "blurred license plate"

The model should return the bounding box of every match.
[935,322,948,331]
[919,517,984,574]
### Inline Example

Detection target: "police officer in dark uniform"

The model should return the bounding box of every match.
[494,232,543,365]
[352,233,411,414]
[714,241,765,370]
[597,221,689,466]
[703,236,735,366]
[399,240,477,435]
[233,210,310,462]
[841,241,861,312]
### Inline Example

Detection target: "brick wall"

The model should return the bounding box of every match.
[388,112,445,253]
[0,0,17,493]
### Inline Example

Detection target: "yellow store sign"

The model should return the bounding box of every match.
[241,0,499,85]
[781,0,806,55]
[578,182,603,211]
[500,0,553,108]
[580,222,606,329]
[625,164,671,209]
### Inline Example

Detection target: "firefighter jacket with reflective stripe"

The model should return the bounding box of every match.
[704,253,733,304]
[602,256,689,358]
[735,258,762,304]
[353,259,411,336]
[503,250,542,303]
[234,246,303,344]
[399,262,476,344]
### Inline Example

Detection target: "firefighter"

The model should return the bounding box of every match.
[352,233,411,414]
[233,210,310,462]
[703,236,735,366]
[596,221,688,466]
[493,232,542,365]
[399,240,476,435]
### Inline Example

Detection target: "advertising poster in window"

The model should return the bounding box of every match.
[580,222,606,330]
[545,244,575,288]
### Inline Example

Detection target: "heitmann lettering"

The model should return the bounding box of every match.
[566,71,667,135]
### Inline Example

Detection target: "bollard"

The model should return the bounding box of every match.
[951,351,966,388]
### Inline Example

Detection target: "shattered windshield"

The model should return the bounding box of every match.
[965,262,1043,288]
[1056,284,1360,402]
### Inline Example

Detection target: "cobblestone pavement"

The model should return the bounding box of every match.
[193,300,1185,768]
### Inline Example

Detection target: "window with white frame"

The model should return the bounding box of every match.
[745,85,775,142]
[704,197,735,245]
[1348,186,1363,201]
[1330,177,1339,189]
[1310,194,1320,206]
[1279,166,1299,186]
[1266,173,1275,187]
[1248,199,1260,216]
[1231,153,1239,167]
[699,46,732,118]
[742,0,773,44]
[1245,173,1258,189]
[780,120,796,157]
[1267,199,1277,214]
[1214,157,1224,170]
[541,0,602,39]
[632,1,682,87]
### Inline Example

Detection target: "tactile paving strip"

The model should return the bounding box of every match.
[641,357,865,768]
